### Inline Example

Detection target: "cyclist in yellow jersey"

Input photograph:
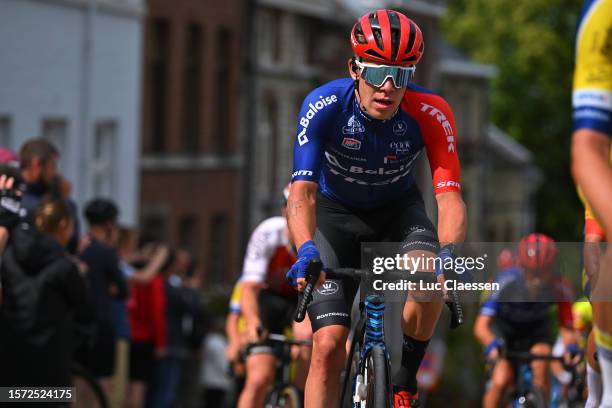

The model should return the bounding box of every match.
[226,280,247,366]
[570,0,612,406]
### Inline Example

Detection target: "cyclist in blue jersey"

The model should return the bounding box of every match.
[474,234,579,407]
[285,9,467,408]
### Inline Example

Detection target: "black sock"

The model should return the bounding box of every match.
[392,335,430,393]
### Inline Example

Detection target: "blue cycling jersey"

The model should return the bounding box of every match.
[291,78,461,209]
[480,267,573,327]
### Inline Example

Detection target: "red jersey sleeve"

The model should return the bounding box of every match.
[151,276,167,350]
[557,302,574,329]
[555,276,575,329]
[401,92,461,195]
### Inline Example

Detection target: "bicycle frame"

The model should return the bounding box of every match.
[341,294,393,407]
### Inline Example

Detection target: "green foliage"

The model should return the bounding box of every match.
[443,0,584,239]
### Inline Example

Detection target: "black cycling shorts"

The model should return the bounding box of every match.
[247,289,296,356]
[307,186,438,332]
[493,318,554,351]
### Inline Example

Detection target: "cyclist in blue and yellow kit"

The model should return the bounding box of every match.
[570,0,612,405]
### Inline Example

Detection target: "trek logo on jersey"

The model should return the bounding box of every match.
[297,94,338,146]
[292,170,314,178]
[390,140,411,154]
[342,115,365,135]
[420,103,455,153]
[341,138,362,150]
[393,121,407,136]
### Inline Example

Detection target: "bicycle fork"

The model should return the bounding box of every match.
[353,295,388,403]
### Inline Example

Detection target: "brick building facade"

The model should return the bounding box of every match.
[139,0,243,283]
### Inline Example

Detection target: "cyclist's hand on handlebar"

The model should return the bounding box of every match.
[564,343,583,366]
[484,337,505,361]
[297,269,326,292]
[286,240,322,290]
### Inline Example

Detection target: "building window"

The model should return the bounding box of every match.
[179,214,199,254]
[92,120,117,197]
[208,213,228,283]
[148,19,170,153]
[214,28,232,155]
[41,118,68,172]
[257,9,281,64]
[182,23,202,154]
[0,116,12,149]
[141,208,168,244]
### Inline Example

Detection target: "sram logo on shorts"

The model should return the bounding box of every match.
[420,102,455,153]
[436,180,461,189]
[317,281,339,296]
[297,94,338,146]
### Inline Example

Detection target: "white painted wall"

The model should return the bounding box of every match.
[0,0,144,225]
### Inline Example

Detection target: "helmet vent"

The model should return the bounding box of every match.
[405,21,416,55]
[373,29,384,50]
[388,11,401,60]
[354,22,367,44]
[365,49,385,59]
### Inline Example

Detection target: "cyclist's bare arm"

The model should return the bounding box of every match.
[572,129,612,236]
[240,281,265,340]
[287,181,317,248]
[225,312,242,360]
[474,314,496,347]
[436,191,467,245]
[287,181,326,291]
[226,312,240,345]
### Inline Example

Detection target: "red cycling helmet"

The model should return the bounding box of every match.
[497,248,516,271]
[518,233,556,270]
[351,9,424,66]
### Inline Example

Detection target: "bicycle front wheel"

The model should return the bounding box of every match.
[364,346,392,408]
[515,388,545,408]
[265,384,303,408]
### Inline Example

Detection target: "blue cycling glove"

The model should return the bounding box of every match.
[484,337,505,358]
[566,343,583,357]
[286,240,321,288]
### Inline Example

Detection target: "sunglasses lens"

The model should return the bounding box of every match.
[361,65,414,88]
